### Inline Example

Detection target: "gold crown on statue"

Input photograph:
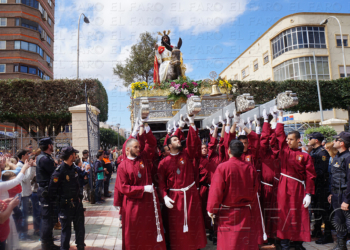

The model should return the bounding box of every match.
[157,30,171,36]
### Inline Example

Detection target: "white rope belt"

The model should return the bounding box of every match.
[256,193,268,241]
[280,173,305,189]
[261,181,273,187]
[151,184,163,242]
[170,181,196,233]
[274,177,279,181]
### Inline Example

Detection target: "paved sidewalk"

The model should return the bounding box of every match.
[19,172,336,250]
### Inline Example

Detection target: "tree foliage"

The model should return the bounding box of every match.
[100,128,126,150]
[229,77,350,113]
[303,126,337,144]
[113,32,157,87]
[0,78,108,137]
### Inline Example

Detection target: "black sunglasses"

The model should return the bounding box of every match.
[335,138,343,142]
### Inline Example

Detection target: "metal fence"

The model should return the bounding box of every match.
[0,126,72,157]
[85,84,100,203]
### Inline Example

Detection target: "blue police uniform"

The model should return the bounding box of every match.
[48,147,85,250]
[35,138,59,250]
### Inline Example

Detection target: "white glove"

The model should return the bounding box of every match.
[179,114,186,128]
[144,185,154,193]
[237,119,246,129]
[187,114,195,124]
[173,121,177,131]
[271,121,277,130]
[233,109,240,124]
[263,109,268,122]
[164,195,175,209]
[206,126,214,135]
[167,124,172,134]
[225,109,230,125]
[212,119,218,129]
[141,114,149,123]
[254,114,260,127]
[274,105,283,123]
[247,117,252,130]
[207,211,215,219]
[138,118,144,127]
[218,116,225,126]
[131,118,140,138]
[115,206,120,211]
[303,194,311,208]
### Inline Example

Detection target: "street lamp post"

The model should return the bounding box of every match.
[116,123,120,150]
[320,16,347,77]
[77,13,90,79]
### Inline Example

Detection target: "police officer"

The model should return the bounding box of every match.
[328,132,350,250]
[36,137,60,250]
[49,146,85,250]
[308,132,332,244]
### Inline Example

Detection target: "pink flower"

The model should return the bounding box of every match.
[182,82,189,89]
[192,82,198,87]
[170,82,176,87]
[174,84,180,90]
[187,94,194,98]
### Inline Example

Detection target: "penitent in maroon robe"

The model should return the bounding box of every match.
[207,157,259,250]
[259,122,280,238]
[208,135,225,165]
[116,129,166,250]
[198,155,217,229]
[275,123,316,242]
[157,126,207,250]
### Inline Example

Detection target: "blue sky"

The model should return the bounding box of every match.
[53,0,350,131]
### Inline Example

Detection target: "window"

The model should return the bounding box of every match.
[273,56,330,81]
[46,55,51,64]
[21,0,38,8]
[0,18,7,26]
[242,66,249,79]
[263,51,269,64]
[47,36,51,45]
[253,59,258,71]
[48,17,51,26]
[20,65,28,73]
[38,2,44,14]
[14,41,44,57]
[234,74,238,80]
[43,75,50,80]
[14,64,43,78]
[272,26,327,59]
[336,35,349,47]
[16,0,20,3]
[15,18,20,26]
[18,18,39,31]
[339,66,350,78]
[48,0,51,6]
[0,0,7,3]
[0,41,5,49]
[0,64,5,73]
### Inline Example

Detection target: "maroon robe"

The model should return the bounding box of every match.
[275,123,316,241]
[158,126,207,250]
[207,157,259,250]
[116,129,166,250]
[208,135,225,165]
[224,129,264,244]
[198,155,216,229]
[259,122,279,237]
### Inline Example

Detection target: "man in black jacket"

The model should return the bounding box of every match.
[308,132,332,244]
[94,150,105,204]
[328,132,350,250]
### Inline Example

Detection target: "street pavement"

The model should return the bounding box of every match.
[19,172,336,250]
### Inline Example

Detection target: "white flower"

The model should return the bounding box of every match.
[183,89,189,95]
[175,89,181,94]
[193,87,198,93]
[170,87,175,93]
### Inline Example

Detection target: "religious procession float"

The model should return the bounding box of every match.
[129,31,299,141]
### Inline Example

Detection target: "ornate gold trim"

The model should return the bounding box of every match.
[134,89,170,98]
[171,97,186,115]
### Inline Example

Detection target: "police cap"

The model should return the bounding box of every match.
[308,132,324,142]
[333,131,350,143]
[61,146,79,157]
[39,137,53,146]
